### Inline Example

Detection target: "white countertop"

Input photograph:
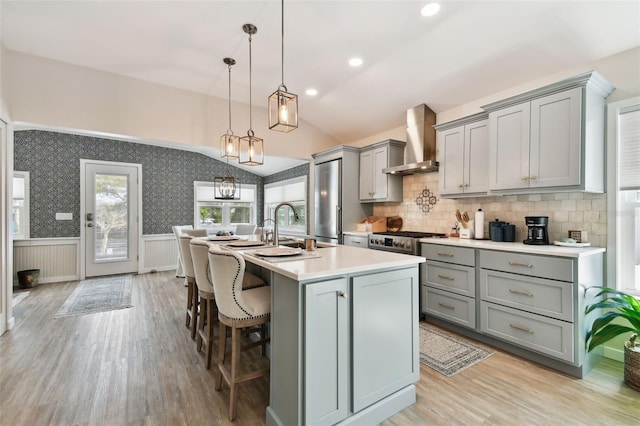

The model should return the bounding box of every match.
[419,237,605,258]
[240,244,425,282]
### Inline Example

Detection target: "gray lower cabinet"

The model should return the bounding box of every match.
[343,234,369,248]
[420,244,476,329]
[420,241,604,378]
[305,278,349,425]
[268,266,419,426]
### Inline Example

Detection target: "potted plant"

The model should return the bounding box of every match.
[585,287,640,391]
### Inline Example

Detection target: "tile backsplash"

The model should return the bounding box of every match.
[373,174,607,247]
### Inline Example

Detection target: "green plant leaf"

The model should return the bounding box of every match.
[587,324,636,352]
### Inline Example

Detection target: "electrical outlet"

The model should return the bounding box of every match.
[55,212,73,220]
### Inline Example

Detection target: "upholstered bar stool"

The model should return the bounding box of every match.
[178,232,205,339]
[208,246,270,421]
[172,225,193,278]
[190,239,267,369]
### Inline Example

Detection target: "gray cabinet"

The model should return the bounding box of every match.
[435,113,489,196]
[484,71,614,194]
[304,278,349,425]
[478,248,602,372]
[421,244,476,329]
[343,234,369,248]
[359,140,405,202]
[268,265,419,425]
[420,240,605,378]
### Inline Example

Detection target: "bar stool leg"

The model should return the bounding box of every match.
[229,323,241,421]
[215,322,227,391]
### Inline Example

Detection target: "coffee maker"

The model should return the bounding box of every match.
[523,216,549,245]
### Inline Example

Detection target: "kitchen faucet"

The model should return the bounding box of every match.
[260,218,276,244]
[272,202,300,247]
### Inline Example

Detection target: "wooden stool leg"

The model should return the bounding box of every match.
[190,287,199,340]
[215,322,227,391]
[196,297,206,351]
[204,301,216,369]
[229,323,241,421]
[185,280,193,328]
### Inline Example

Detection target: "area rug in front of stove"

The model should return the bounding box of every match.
[419,323,494,377]
[54,275,133,318]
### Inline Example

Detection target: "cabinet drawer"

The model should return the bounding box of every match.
[426,260,475,297]
[422,286,476,329]
[480,302,574,363]
[343,235,368,248]
[421,244,475,267]
[480,269,573,321]
[480,250,573,282]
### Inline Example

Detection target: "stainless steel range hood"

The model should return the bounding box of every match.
[382,104,438,175]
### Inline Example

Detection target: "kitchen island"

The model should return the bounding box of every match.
[238,244,425,426]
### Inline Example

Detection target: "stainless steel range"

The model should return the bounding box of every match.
[368,231,448,255]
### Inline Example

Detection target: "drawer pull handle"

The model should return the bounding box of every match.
[510,323,534,334]
[508,261,533,268]
[438,302,455,310]
[438,274,455,281]
[437,252,454,257]
[509,288,533,297]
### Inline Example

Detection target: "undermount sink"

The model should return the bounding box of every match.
[280,241,305,249]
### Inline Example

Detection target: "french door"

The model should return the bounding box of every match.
[82,160,140,278]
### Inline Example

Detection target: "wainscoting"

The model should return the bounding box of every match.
[13,235,178,284]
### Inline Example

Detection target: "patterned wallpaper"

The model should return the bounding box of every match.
[14,130,265,237]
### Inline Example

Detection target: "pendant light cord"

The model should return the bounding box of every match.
[227,63,233,134]
[248,33,254,135]
[281,0,285,86]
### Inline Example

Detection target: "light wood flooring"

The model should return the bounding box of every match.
[1,271,639,425]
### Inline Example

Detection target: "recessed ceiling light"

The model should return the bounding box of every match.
[306,88,318,96]
[348,57,363,67]
[421,2,441,17]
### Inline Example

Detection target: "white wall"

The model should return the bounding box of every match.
[5,49,339,161]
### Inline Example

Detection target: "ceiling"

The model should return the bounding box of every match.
[2,1,639,174]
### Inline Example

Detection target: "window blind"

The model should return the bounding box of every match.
[619,104,640,190]
[265,177,306,204]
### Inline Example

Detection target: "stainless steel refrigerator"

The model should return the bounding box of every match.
[314,147,372,245]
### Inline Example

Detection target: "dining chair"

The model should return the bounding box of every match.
[207,246,270,421]
[235,224,257,236]
[172,225,193,277]
[178,234,201,339]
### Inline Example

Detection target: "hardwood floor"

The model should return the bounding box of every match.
[1,271,638,425]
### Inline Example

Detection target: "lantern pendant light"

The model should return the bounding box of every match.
[214,167,240,200]
[220,57,240,160]
[268,0,298,132]
[239,23,264,166]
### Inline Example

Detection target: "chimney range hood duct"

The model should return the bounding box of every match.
[382,104,438,175]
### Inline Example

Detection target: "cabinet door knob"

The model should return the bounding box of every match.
[458,184,464,188]
[339,292,348,299]
[529,175,537,180]
[521,176,529,181]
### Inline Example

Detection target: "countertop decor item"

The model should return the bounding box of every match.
[585,287,640,391]
[387,216,403,232]
[416,187,438,213]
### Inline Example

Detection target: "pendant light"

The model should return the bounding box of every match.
[268,0,298,132]
[220,57,240,160]
[239,23,264,166]
[214,168,240,200]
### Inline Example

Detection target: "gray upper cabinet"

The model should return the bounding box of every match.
[359,140,405,202]
[484,71,614,194]
[436,113,489,197]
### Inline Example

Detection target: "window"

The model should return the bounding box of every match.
[607,97,640,294]
[264,176,307,236]
[12,172,30,239]
[194,181,256,232]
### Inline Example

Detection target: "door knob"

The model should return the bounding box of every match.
[87,223,94,227]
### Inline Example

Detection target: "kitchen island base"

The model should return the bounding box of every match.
[265,264,420,426]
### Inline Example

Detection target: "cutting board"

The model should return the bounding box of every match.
[387,216,403,232]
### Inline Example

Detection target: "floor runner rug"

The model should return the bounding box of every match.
[54,275,133,318]
[419,323,494,377]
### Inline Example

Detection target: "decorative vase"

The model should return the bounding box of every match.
[624,342,640,392]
